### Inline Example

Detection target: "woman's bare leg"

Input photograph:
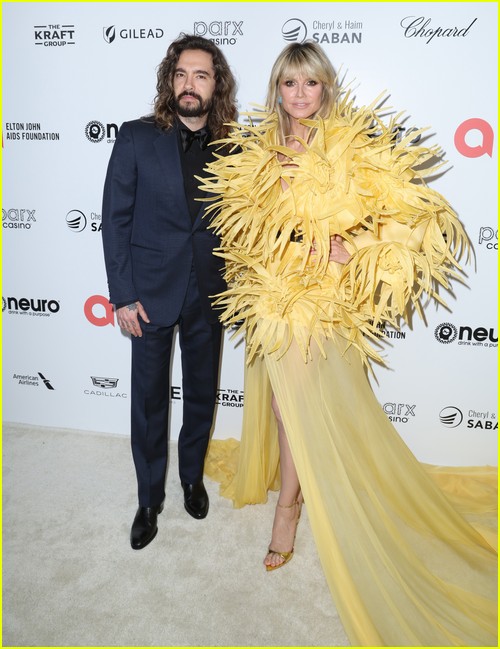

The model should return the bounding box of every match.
[264,394,302,569]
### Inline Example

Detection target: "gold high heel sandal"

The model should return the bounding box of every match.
[265,500,301,572]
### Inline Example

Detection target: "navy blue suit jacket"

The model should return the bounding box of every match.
[101,117,226,325]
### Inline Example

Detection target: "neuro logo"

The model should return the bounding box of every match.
[282,18,307,43]
[85,120,118,144]
[3,296,60,315]
[85,121,105,143]
[38,373,55,390]
[91,376,119,389]
[434,322,458,344]
[439,406,463,428]
[103,25,116,43]
[66,209,87,232]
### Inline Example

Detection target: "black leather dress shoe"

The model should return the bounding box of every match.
[181,481,209,519]
[130,504,163,550]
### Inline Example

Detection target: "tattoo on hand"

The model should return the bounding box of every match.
[127,303,138,312]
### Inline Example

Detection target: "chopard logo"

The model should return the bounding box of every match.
[400,16,477,44]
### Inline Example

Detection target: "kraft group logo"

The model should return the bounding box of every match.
[282,18,308,43]
[454,119,494,158]
[85,120,118,144]
[102,25,164,44]
[34,23,75,47]
[217,388,244,407]
[439,406,463,428]
[84,295,114,327]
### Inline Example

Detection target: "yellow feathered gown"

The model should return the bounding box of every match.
[201,94,498,646]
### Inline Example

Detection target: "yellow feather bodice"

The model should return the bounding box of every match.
[200,92,469,365]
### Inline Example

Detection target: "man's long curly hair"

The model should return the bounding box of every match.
[153,33,237,140]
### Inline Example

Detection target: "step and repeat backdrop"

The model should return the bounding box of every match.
[3,2,497,465]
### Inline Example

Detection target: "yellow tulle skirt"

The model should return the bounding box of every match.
[205,337,497,646]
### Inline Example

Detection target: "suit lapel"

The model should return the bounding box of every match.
[153,128,184,191]
[153,125,211,230]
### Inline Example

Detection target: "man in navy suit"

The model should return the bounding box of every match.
[102,34,237,549]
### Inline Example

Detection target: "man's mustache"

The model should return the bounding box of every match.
[178,91,202,102]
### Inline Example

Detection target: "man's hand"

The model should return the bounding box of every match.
[116,301,150,337]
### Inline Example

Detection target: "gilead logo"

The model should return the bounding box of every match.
[84,295,114,327]
[454,118,494,158]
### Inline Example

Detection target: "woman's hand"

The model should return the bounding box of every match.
[309,235,351,264]
[328,234,351,264]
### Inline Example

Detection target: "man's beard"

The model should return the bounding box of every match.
[175,91,213,118]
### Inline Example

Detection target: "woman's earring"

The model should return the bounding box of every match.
[278,96,282,105]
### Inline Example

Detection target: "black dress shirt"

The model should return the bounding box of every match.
[176,119,214,223]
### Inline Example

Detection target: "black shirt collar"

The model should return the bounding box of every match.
[177,118,211,152]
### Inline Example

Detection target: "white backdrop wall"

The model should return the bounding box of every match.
[2,2,497,466]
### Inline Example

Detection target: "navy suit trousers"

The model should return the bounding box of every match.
[130,268,222,507]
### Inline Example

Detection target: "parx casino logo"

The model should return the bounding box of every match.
[193,20,244,45]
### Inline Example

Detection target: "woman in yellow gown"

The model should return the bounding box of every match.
[201,42,497,646]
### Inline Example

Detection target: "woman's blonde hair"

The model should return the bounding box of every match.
[266,41,338,144]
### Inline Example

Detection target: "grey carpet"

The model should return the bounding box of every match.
[2,422,349,647]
